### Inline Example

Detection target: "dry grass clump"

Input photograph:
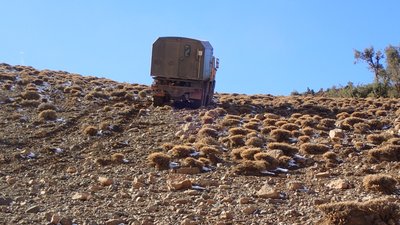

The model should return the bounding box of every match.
[197,127,218,139]
[201,116,214,124]
[318,118,336,130]
[195,137,220,148]
[228,134,246,148]
[366,133,391,145]
[228,127,248,136]
[387,138,400,145]
[220,117,242,127]
[232,160,267,176]
[351,111,370,119]
[318,198,400,225]
[243,122,259,131]
[281,123,300,131]
[368,144,400,162]
[21,90,40,100]
[199,146,221,156]
[342,117,366,128]
[181,157,204,169]
[270,129,291,142]
[260,126,277,135]
[264,113,281,120]
[323,151,340,164]
[300,143,329,155]
[231,147,247,160]
[83,126,98,136]
[245,136,264,148]
[368,119,386,130]
[148,152,171,170]
[110,153,125,163]
[253,152,279,169]
[240,148,262,160]
[275,120,287,127]
[298,135,311,143]
[21,100,41,107]
[263,118,278,126]
[169,145,195,158]
[353,122,370,134]
[363,174,398,194]
[38,109,57,121]
[375,110,388,117]
[267,142,298,156]
[37,103,57,112]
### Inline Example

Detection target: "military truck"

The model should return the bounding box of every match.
[150,37,218,108]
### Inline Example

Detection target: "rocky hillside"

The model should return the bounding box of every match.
[0,63,399,225]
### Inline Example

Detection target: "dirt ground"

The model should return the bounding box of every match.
[0,63,399,225]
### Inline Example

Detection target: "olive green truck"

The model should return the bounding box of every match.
[150,37,218,108]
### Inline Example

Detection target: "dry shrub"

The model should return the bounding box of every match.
[38,103,56,112]
[299,118,317,128]
[298,135,310,143]
[201,116,214,124]
[83,126,98,136]
[375,110,387,117]
[267,142,298,156]
[148,152,171,170]
[198,157,211,166]
[368,145,400,162]
[290,113,302,119]
[253,152,279,169]
[245,136,264,148]
[228,127,248,136]
[38,109,57,121]
[302,127,314,136]
[368,119,385,130]
[300,143,329,155]
[22,90,40,100]
[343,117,365,127]
[181,157,204,169]
[264,113,281,120]
[363,174,398,194]
[240,148,262,160]
[232,160,267,176]
[270,129,291,142]
[200,146,221,156]
[243,122,259,131]
[278,155,292,167]
[318,118,336,130]
[197,127,218,139]
[366,133,391,145]
[197,137,220,147]
[336,112,350,120]
[111,153,125,163]
[353,122,370,134]
[229,135,245,148]
[183,115,192,122]
[263,119,278,126]
[281,123,300,131]
[323,152,339,163]
[318,198,400,225]
[169,145,194,158]
[231,147,246,160]
[214,107,227,116]
[275,120,287,127]
[387,138,400,145]
[21,100,41,107]
[351,111,370,119]
[260,126,277,135]
[221,118,242,127]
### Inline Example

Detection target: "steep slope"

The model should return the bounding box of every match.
[0,63,399,224]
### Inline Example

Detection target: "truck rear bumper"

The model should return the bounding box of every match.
[152,84,202,100]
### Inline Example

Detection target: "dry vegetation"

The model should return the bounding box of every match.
[0,63,399,224]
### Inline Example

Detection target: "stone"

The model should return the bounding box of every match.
[60,217,73,225]
[327,179,350,190]
[243,205,258,215]
[329,129,344,139]
[26,205,41,213]
[220,210,234,219]
[105,219,126,225]
[50,213,61,224]
[239,197,253,204]
[256,185,281,199]
[167,179,192,191]
[287,181,304,191]
[5,176,16,185]
[315,172,330,178]
[66,166,77,173]
[72,192,91,201]
[0,197,13,206]
[98,177,113,186]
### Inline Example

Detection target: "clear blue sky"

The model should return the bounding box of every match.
[1,1,399,95]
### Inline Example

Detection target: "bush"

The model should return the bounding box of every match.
[363,174,397,194]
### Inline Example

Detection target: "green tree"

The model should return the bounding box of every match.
[354,47,386,83]
[385,45,400,93]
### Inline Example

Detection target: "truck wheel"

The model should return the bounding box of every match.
[190,100,202,109]
[153,96,164,107]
